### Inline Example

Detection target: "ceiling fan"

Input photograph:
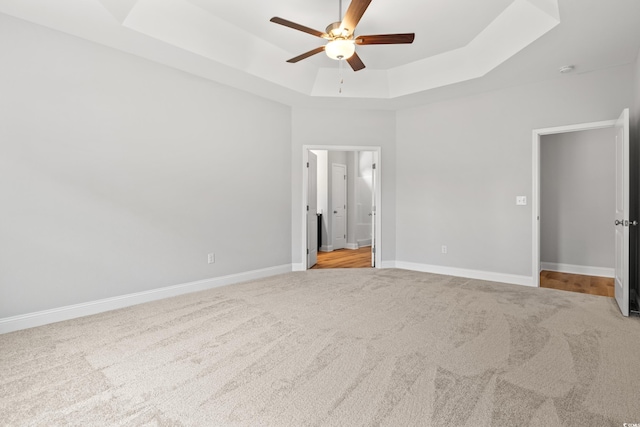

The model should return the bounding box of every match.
[270,0,415,72]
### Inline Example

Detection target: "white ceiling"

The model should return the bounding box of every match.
[1,0,640,109]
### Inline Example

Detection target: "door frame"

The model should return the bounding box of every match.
[531,119,616,287]
[302,145,382,270]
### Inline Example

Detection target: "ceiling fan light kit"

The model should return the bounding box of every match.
[270,0,414,72]
[325,39,356,60]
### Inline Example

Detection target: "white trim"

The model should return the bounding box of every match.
[302,145,382,270]
[319,245,334,252]
[380,260,397,269]
[357,239,372,247]
[395,261,535,287]
[0,264,293,335]
[532,119,616,287]
[540,262,615,278]
[346,243,359,250]
[291,263,305,272]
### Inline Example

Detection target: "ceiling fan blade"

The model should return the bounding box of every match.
[270,17,327,38]
[346,52,366,71]
[340,0,372,35]
[287,46,326,63]
[356,33,415,45]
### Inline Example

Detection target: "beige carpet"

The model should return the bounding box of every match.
[1,269,640,426]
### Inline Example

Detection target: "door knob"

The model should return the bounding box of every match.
[615,220,623,226]
[334,211,338,214]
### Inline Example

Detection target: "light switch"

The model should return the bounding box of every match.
[516,196,527,206]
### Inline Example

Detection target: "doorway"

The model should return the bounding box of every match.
[302,146,381,270]
[538,127,615,296]
[532,110,631,316]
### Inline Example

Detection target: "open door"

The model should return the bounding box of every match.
[307,152,318,268]
[371,161,377,267]
[614,108,630,316]
[331,164,347,250]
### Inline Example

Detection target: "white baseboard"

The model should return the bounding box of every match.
[346,243,359,250]
[0,264,293,335]
[319,245,333,252]
[393,261,535,287]
[379,260,397,269]
[540,262,614,278]
[357,239,372,247]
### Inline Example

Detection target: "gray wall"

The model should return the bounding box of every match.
[0,16,292,318]
[540,128,615,269]
[396,64,634,277]
[353,152,374,246]
[310,150,328,247]
[2,14,638,320]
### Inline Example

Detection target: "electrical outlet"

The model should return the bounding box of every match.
[207,253,215,264]
[516,196,527,206]
[441,245,447,254]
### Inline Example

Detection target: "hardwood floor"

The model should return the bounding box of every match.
[312,256,614,298]
[311,247,373,269]
[540,270,614,297]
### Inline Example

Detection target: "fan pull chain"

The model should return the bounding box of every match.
[339,59,344,94]
[338,0,345,94]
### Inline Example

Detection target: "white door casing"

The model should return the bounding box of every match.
[614,108,630,316]
[332,163,347,251]
[532,118,618,288]
[301,146,382,271]
[371,160,377,267]
[307,152,318,268]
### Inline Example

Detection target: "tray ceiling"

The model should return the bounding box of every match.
[1,0,639,108]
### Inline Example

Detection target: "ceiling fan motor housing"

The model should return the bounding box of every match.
[326,22,351,39]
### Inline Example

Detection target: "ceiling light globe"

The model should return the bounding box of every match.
[325,39,355,60]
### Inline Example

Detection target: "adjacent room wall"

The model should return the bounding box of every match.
[310,150,328,249]
[291,107,396,268]
[396,64,634,281]
[355,151,374,247]
[0,16,292,318]
[540,128,615,274]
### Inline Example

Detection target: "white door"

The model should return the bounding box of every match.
[371,162,377,267]
[614,108,630,316]
[307,153,318,268]
[332,164,347,250]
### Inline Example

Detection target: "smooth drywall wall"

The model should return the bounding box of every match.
[396,64,634,277]
[310,150,329,248]
[310,150,328,217]
[292,107,396,266]
[540,128,615,269]
[0,15,292,318]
